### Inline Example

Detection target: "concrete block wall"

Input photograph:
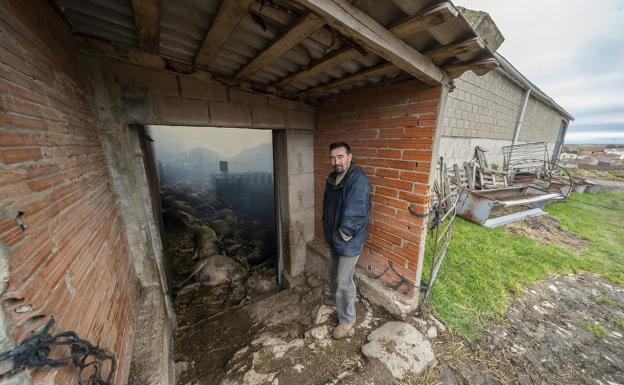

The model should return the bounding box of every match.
[520,96,565,143]
[79,54,316,282]
[439,69,569,166]
[78,54,316,382]
[0,2,138,384]
[81,57,315,130]
[285,130,315,276]
[443,70,524,141]
[315,80,442,295]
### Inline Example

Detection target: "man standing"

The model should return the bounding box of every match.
[322,142,371,339]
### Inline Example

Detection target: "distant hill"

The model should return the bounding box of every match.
[227,143,273,172]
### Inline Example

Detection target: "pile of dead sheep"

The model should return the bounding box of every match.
[160,181,277,301]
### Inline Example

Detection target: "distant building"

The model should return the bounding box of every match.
[596,156,616,166]
[605,148,624,160]
[560,152,578,160]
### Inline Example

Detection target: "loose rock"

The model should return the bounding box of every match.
[361,321,435,380]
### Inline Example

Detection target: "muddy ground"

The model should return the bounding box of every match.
[427,273,624,385]
[172,270,624,385]
[164,183,623,385]
[506,214,589,252]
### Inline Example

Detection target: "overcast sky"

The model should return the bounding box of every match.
[458,0,624,144]
[150,126,272,157]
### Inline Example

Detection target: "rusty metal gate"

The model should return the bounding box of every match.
[411,158,460,306]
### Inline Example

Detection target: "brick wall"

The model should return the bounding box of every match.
[0,2,138,384]
[315,80,442,294]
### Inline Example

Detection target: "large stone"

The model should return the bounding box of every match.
[361,321,435,380]
[314,305,334,325]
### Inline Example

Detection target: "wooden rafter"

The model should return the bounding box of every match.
[443,58,499,77]
[278,2,458,87]
[194,0,255,68]
[236,12,325,78]
[425,37,485,63]
[249,2,336,48]
[305,37,485,96]
[131,0,160,54]
[388,2,458,37]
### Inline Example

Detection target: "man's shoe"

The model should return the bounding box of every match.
[332,322,355,340]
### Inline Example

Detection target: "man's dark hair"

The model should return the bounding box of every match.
[329,141,351,154]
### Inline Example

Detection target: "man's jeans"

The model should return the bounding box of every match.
[330,252,359,324]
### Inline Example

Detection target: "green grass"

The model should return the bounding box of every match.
[581,322,609,338]
[423,191,624,340]
[596,296,619,307]
[615,319,624,330]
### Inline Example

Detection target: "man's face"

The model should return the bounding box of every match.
[329,147,352,173]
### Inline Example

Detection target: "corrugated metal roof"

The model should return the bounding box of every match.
[54,0,501,98]
[57,0,137,48]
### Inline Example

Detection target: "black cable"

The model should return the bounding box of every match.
[0,318,118,385]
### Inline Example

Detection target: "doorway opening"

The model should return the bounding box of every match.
[149,125,280,382]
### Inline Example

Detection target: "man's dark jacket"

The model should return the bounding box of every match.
[323,165,371,257]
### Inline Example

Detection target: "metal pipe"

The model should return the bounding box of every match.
[512,88,531,145]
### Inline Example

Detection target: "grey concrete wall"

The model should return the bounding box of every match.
[285,130,315,276]
[439,68,569,167]
[442,70,524,141]
[78,54,316,384]
[520,96,566,143]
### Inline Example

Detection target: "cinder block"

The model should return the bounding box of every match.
[179,77,228,102]
[113,62,179,97]
[153,96,210,125]
[251,105,286,128]
[287,110,314,130]
[210,102,251,127]
[268,97,314,112]
[229,89,268,106]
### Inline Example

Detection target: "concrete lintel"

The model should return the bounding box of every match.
[306,239,419,316]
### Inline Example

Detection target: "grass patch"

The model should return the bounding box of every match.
[615,320,624,330]
[596,296,619,307]
[423,191,624,340]
[581,322,609,338]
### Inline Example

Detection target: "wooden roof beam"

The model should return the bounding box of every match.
[194,0,255,68]
[236,12,325,78]
[131,0,160,54]
[425,37,486,63]
[303,38,486,96]
[443,57,499,77]
[278,2,457,87]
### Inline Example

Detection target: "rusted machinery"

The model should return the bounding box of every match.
[452,143,573,227]
[456,186,561,227]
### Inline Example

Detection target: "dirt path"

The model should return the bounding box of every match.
[173,272,624,385]
[428,273,624,385]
